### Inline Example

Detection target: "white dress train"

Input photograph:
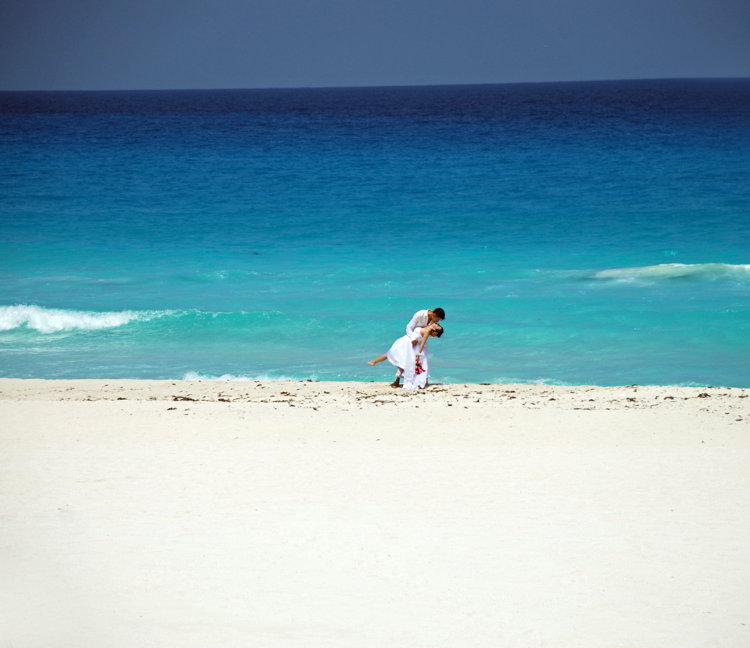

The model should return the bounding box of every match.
[386,327,430,390]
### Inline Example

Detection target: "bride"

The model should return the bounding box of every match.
[368,323,443,389]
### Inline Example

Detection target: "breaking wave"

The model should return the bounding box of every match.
[590,263,750,283]
[0,304,173,334]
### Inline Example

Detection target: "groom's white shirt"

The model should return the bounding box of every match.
[406,309,429,341]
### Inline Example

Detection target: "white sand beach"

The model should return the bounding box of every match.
[1,379,749,647]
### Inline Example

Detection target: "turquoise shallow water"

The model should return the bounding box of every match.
[1,79,749,385]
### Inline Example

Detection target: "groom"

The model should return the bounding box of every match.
[406,307,445,342]
[390,307,445,387]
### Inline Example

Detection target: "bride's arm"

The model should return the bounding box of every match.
[416,328,431,356]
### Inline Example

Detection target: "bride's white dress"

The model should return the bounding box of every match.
[386,327,429,390]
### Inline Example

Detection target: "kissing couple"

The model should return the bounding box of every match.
[368,308,445,389]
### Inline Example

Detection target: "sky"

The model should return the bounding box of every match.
[0,0,748,90]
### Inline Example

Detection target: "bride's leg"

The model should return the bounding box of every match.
[368,353,388,366]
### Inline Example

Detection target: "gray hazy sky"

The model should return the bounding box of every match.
[1,0,748,90]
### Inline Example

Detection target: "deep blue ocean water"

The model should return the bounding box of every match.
[1,79,749,385]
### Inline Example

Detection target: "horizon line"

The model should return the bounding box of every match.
[1,74,748,94]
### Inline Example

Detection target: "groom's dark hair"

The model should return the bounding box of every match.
[433,308,445,319]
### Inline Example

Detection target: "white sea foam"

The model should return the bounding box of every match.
[591,263,750,283]
[491,376,571,386]
[183,371,317,382]
[0,304,169,333]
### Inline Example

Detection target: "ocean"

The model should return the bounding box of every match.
[1,79,749,386]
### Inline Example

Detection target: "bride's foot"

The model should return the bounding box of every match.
[368,360,377,365]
